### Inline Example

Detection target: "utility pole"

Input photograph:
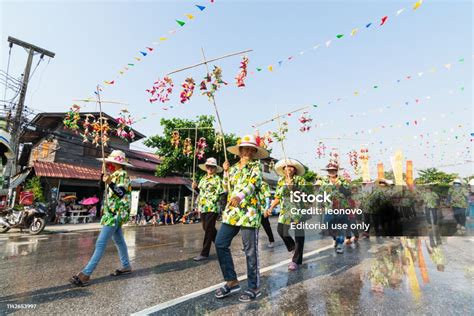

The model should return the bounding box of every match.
[5,37,55,203]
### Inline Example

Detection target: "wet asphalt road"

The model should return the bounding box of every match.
[0,218,473,315]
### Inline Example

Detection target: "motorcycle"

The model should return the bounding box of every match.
[0,203,48,235]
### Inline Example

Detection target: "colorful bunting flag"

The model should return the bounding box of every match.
[128,63,134,66]
[366,23,372,28]
[140,51,147,57]
[146,47,154,52]
[396,8,405,16]
[159,37,168,41]
[350,28,358,36]
[380,16,388,25]
[336,34,344,39]
[176,20,186,27]
[413,0,423,10]
[325,40,332,47]
[104,80,115,85]
[268,65,273,72]
[196,4,206,11]
[134,57,141,61]
[256,67,262,71]
[186,14,195,19]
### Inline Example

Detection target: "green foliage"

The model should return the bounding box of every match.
[144,115,239,177]
[302,168,318,183]
[25,176,45,202]
[351,177,363,186]
[415,168,457,187]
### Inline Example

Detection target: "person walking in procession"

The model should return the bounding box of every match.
[193,157,224,261]
[319,159,351,254]
[266,158,308,270]
[214,134,268,302]
[70,150,133,287]
[448,179,469,235]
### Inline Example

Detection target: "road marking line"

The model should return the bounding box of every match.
[132,243,333,316]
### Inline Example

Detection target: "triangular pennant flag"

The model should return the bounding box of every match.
[418,72,423,76]
[134,57,142,61]
[300,51,305,55]
[459,58,464,62]
[168,30,177,34]
[196,4,206,11]
[350,28,358,36]
[396,8,405,16]
[313,44,320,49]
[278,60,283,67]
[176,20,186,27]
[325,40,332,47]
[159,37,168,41]
[335,34,344,39]
[128,63,134,66]
[380,16,388,25]
[140,51,147,57]
[366,22,372,28]
[268,65,273,72]
[104,80,115,85]
[185,14,194,19]
[413,0,423,10]
[146,47,154,52]
[119,71,124,75]
[445,63,452,70]
[256,67,262,71]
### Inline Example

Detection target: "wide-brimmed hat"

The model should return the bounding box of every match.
[453,179,462,184]
[98,150,133,167]
[227,134,269,159]
[274,158,305,177]
[321,160,343,171]
[199,157,223,173]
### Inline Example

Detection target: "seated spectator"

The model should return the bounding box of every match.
[54,201,67,224]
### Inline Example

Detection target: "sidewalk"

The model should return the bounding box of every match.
[44,222,103,234]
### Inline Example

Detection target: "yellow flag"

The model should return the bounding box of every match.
[159,37,168,41]
[413,0,423,10]
[354,91,359,96]
[185,14,194,19]
[134,57,141,61]
[350,28,358,36]
[268,65,273,72]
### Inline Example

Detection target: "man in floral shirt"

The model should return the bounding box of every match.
[266,158,308,270]
[421,185,439,227]
[215,134,268,303]
[70,150,133,287]
[319,160,351,254]
[193,158,224,261]
[448,179,468,234]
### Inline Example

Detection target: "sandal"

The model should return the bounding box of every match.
[69,275,89,287]
[239,289,261,302]
[215,284,241,299]
[110,269,132,276]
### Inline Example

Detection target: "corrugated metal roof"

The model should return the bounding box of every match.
[33,161,101,180]
[128,170,191,186]
[128,158,157,171]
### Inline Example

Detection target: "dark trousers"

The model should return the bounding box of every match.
[453,207,467,227]
[261,216,275,243]
[425,208,438,225]
[200,212,218,257]
[215,223,260,289]
[277,223,305,264]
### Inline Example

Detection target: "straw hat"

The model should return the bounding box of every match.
[198,157,223,173]
[98,150,133,167]
[321,160,344,171]
[227,134,269,159]
[274,158,305,177]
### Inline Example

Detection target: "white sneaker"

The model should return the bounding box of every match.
[336,245,344,254]
[268,242,274,248]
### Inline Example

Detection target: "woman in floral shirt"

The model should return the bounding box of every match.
[215,134,268,303]
[193,157,224,261]
[266,158,307,270]
[70,150,133,287]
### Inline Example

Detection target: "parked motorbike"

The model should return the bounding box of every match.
[0,203,48,235]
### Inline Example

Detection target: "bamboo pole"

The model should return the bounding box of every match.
[166,49,253,76]
[95,85,108,206]
[252,105,311,128]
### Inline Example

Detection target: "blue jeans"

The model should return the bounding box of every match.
[82,220,131,276]
[215,223,260,290]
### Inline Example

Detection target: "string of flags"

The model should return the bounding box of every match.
[100,2,213,91]
[253,0,425,74]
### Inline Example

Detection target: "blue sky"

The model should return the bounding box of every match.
[1,0,472,176]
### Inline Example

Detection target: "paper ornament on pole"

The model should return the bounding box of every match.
[390,150,404,186]
[359,148,370,183]
[377,163,384,180]
[406,160,414,189]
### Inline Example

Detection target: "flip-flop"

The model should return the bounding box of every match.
[69,275,89,287]
[239,289,261,302]
[215,284,241,299]
[110,269,132,276]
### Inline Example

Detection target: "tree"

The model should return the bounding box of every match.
[415,168,457,186]
[302,168,319,183]
[144,115,239,177]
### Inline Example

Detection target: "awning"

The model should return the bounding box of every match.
[9,169,31,189]
[33,161,101,180]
